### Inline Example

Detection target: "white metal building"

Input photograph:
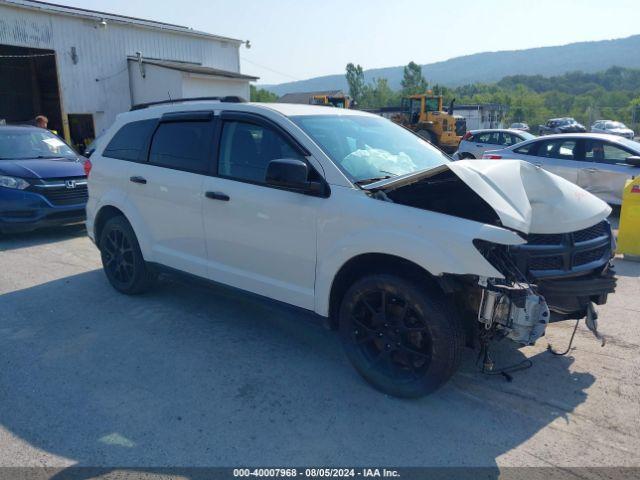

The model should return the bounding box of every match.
[452,104,508,130]
[0,0,257,150]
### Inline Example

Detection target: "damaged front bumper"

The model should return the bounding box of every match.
[473,219,617,345]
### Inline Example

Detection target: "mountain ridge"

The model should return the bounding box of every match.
[262,34,640,96]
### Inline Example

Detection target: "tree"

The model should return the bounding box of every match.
[401,61,428,95]
[360,78,397,109]
[345,63,366,103]
[250,85,278,102]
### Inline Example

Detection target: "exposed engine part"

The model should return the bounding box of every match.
[478,282,550,346]
[585,302,606,347]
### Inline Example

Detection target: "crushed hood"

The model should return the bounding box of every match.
[364,160,611,234]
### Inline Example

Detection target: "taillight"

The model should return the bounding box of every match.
[83,158,92,176]
[462,132,473,141]
[482,154,502,159]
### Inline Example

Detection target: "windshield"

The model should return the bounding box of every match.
[606,121,626,129]
[292,114,449,183]
[0,129,76,160]
[559,118,576,126]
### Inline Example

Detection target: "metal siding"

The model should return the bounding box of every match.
[0,3,243,135]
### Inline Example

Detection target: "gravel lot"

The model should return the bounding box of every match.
[0,217,639,474]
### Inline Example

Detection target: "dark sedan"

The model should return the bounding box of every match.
[0,126,88,233]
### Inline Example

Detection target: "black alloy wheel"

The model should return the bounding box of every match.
[339,274,462,398]
[99,215,155,294]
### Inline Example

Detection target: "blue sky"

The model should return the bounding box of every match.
[58,0,640,85]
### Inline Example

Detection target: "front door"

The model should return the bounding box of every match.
[579,139,638,204]
[202,113,321,309]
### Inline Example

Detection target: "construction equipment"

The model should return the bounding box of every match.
[377,92,466,153]
[310,94,351,109]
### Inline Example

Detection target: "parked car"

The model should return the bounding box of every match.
[510,122,530,132]
[86,100,616,398]
[539,117,586,135]
[0,125,88,233]
[482,133,640,205]
[453,128,535,159]
[591,120,635,140]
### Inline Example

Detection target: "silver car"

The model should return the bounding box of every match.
[453,128,535,159]
[591,120,635,140]
[483,133,640,205]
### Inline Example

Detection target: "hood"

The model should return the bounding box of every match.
[0,157,85,179]
[364,160,611,235]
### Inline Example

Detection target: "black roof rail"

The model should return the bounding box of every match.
[130,96,247,111]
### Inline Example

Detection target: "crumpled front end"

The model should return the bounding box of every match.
[367,159,616,347]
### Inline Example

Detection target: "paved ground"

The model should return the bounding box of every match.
[0,219,639,475]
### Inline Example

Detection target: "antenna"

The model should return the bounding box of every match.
[168,91,172,101]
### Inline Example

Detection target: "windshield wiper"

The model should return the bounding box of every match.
[355,175,396,186]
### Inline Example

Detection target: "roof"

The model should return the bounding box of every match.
[256,103,371,117]
[2,0,243,43]
[127,57,258,81]
[277,90,346,104]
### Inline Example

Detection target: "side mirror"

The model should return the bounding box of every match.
[625,155,640,167]
[266,158,326,196]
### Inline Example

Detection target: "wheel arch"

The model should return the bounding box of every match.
[326,253,439,330]
[94,205,126,246]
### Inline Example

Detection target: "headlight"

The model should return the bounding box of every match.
[0,175,30,190]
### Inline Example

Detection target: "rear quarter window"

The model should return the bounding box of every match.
[103,119,156,161]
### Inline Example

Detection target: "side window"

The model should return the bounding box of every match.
[103,119,156,161]
[488,132,502,145]
[537,139,579,160]
[148,121,212,173]
[218,121,304,183]
[475,132,491,143]
[585,140,632,165]
[504,134,519,146]
[514,141,537,155]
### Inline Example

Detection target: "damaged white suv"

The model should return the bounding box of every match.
[86,99,616,398]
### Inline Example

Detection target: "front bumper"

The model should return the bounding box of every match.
[0,187,86,233]
[474,220,616,318]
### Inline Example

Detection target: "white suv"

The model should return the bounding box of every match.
[86,99,617,398]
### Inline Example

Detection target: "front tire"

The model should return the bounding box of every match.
[99,215,155,294]
[339,274,463,398]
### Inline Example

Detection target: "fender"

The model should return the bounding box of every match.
[314,221,525,317]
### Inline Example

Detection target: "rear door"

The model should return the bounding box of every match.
[468,131,495,157]
[201,112,322,309]
[579,139,637,204]
[529,137,589,184]
[126,111,215,277]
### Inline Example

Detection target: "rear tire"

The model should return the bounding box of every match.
[99,215,156,295]
[338,274,463,398]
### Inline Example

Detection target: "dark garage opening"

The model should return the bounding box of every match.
[0,44,63,135]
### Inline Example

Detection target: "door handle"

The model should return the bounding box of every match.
[205,191,230,201]
[129,176,147,184]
